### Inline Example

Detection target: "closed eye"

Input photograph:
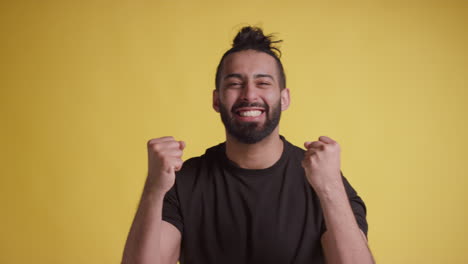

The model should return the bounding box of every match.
[226,82,242,88]
[257,82,271,87]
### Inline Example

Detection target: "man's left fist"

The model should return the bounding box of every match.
[302,136,343,194]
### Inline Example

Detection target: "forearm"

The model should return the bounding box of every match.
[122,183,166,264]
[318,183,374,264]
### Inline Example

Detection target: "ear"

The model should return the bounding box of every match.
[213,89,220,112]
[280,88,290,111]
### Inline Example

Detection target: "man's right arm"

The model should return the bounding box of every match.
[122,137,185,264]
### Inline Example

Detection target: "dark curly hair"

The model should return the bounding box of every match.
[215,26,286,90]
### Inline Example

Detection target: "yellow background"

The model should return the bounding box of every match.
[1,0,467,263]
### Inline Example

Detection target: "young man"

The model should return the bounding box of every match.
[122,26,375,264]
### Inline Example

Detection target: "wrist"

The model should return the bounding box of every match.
[142,188,168,204]
[143,180,169,199]
[314,180,347,201]
[144,172,172,194]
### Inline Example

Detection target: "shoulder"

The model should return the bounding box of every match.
[283,138,305,160]
[171,143,225,203]
[175,142,225,179]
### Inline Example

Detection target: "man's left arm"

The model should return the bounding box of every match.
[302,136,375,264]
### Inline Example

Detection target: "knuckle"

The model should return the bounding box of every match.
[151,144,159,152]
[153,143,164,152]
[147,139,155,147]
[155,150,166,160]
[331,144,340,152]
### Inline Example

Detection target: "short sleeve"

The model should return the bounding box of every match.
[162,185,184,234]
[342,174,368,237]
[320,173,369,237]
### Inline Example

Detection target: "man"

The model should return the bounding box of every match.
[122,26,374,264]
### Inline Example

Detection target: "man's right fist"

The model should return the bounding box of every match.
[146,136,185,194]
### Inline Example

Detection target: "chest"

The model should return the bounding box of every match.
[179,168,325,263]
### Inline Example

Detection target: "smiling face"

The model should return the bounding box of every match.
[213,50,290,144]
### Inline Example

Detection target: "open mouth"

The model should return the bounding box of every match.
[234,107,265,118]
[236,110,264,117]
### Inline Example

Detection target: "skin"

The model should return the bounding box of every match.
[122,137,183,264]
[303,137,375,263]
[122,49,375,264]
[213,50,290,169]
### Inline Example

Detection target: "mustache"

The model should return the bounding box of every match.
[231,101,269,112]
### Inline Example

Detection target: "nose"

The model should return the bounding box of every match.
[240,81,257,102]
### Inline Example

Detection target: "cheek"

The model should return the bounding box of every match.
[263,92,281,105]
[220,90,240,104]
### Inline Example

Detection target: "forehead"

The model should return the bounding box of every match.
[221,50,279,79]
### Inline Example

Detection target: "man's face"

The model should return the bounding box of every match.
[213,50,290,144]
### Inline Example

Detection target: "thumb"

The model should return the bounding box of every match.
[167,165,175,175]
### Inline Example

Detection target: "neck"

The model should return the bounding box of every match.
[225,128,283,169]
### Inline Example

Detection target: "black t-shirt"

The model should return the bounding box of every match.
[163,137,368,264]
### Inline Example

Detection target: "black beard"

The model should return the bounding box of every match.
[219,100,281,144]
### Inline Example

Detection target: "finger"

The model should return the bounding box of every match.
[160,149,183,158]
[179,141,186,150]
[167,165,175,174]
[173,159,184,172]
[147,137,175,146]
[164,157,183,173]
[158,148,184,157]
[304,141,313,149]
[155,136,176,142]
[309,141,325,149]
[174,165,183,172]
[304,147,318,156]
[156,141,182,150]
[319,136,336,144]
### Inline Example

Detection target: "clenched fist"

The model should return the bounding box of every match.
[146,136,185,194]
[302,136,343,195]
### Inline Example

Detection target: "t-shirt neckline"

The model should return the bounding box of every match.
[219,135,291,176]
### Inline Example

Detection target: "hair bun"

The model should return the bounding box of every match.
[214,26,286,90]
[232,26,282,57]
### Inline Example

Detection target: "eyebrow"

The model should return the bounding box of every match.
[223,73,275,81]
[223,73,243,80]
[254,74,275,81]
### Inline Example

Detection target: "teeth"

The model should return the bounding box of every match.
[239,110,262,117]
